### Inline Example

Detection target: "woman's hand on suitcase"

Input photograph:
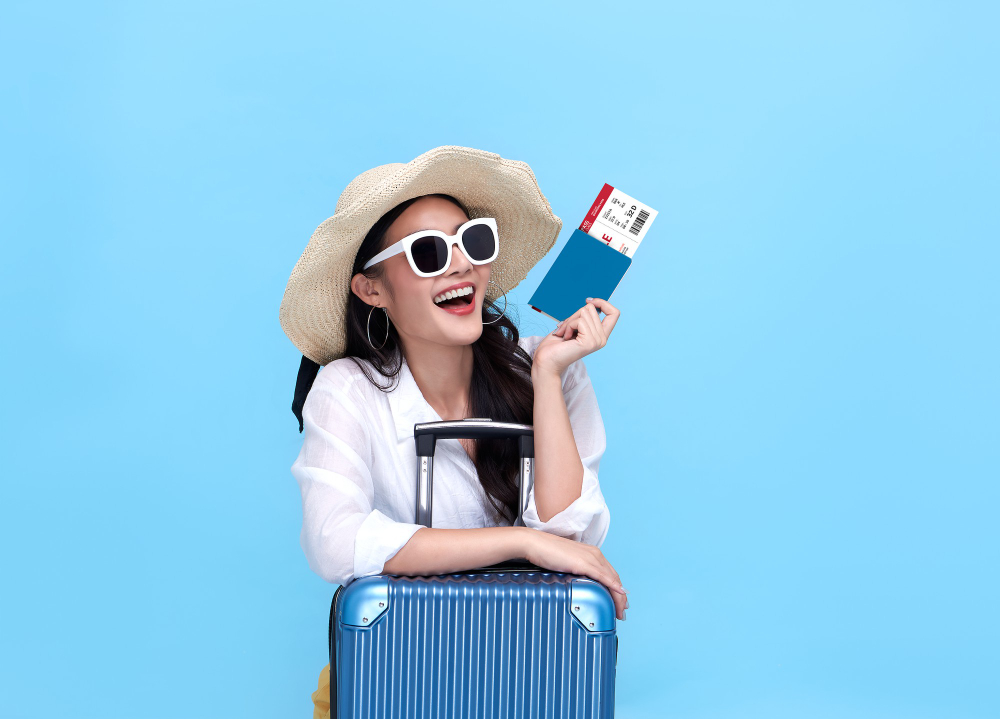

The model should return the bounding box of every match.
[523,530,629,621]
[532,298,620,378]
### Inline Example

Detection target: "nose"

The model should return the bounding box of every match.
[446,243,474,275]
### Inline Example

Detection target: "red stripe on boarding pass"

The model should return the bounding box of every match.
[580,183,615,233]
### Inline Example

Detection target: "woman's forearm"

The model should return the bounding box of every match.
[531,366,584,522]
[382,526,533,576]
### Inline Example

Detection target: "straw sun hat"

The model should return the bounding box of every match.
[278,145,563,366]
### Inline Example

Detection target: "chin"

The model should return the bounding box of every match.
[431,313,483,346]
[452,322,484,346]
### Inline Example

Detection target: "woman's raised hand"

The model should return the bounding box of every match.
[532,298,620,377]
[522,529,629,621]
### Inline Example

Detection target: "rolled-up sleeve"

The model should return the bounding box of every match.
[521,357,611,547]
[291,365,424,587]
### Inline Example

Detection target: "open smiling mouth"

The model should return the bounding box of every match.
[433,287,476,314]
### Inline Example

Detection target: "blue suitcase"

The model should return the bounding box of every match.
[327,419,619,718]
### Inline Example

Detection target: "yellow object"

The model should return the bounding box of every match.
[311,663,331,719]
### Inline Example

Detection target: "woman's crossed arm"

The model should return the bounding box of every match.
[383,524,629,621]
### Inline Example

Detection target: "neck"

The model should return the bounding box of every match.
[402,337,474,420]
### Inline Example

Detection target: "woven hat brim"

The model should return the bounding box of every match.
[279,146,562,365]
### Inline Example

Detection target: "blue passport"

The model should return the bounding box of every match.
[528,229,633,322]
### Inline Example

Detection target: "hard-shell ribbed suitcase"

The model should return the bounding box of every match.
[326,419,618,718]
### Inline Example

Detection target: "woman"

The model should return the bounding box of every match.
[279,146,629,717]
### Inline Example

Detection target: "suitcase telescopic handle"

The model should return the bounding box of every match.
[413,419,534,529]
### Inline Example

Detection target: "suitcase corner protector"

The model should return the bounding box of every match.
[339,575,390,627]
[569,578,616,632]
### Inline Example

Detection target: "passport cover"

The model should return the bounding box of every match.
[528,229,633,322]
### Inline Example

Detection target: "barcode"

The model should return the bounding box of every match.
[629,209,649,236]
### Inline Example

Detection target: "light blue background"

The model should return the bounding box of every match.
[2,2,997,717]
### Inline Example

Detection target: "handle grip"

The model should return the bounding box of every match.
[413,419,534,529]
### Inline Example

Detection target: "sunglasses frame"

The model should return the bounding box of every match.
[362,217,499,278]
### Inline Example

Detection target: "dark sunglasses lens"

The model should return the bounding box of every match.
[410,235,449,274]
[461,223,497,262]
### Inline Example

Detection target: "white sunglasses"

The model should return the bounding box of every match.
[363,217,499,278]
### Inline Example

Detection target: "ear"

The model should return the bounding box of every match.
[350,272,381,307]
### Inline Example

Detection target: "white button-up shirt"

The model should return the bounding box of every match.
[291,334,611,587]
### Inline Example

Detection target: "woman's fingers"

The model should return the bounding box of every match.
[556,305,586,330]
[583,550,625,596]
[582,304,606,347]
[558,300,613,347]
[558,310,605,350]
[556,315,581,340]
[580,566,622,619]
[527,534,628,621]
[554,298,619,345]
[584,298,620,337]
[608,589,626,621]
[598,555,629,619]
[585,555,629,621]
[562,544,626,619]
[597,555,624,595]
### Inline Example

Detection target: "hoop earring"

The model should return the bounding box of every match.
[367,306,390,350]
[482,279,508,325]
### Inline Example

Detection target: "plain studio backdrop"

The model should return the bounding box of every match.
[1,2,997,718]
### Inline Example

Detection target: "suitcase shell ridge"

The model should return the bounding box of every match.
[338,570,616,633]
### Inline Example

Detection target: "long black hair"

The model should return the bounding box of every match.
[292,194,535,525]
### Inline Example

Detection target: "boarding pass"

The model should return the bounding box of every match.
[580,183,658,258]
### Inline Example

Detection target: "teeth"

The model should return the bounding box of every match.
[433,286,474,304]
